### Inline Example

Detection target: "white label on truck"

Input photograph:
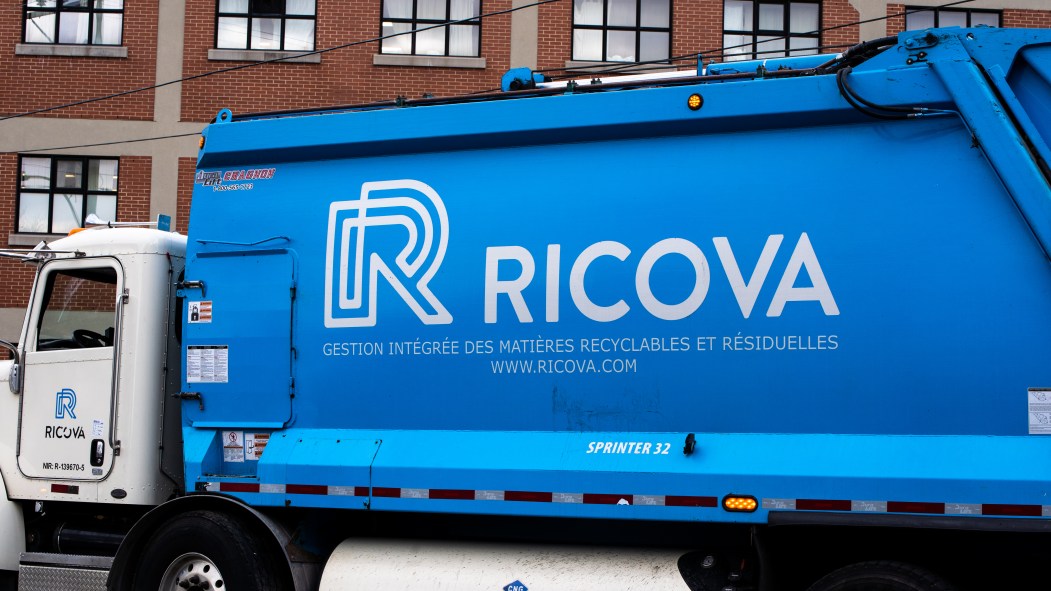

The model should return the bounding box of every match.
[223,430,245,462]
[187,345,229,383]
[245,432,269,460]
[188,301,212,323]
[1028,388,1051,434]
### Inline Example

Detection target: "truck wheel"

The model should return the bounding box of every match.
[806,561,957,591]
[132,510,285,591]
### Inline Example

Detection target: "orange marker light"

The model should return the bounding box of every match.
[687,94,703,110]
[199,136,206,149]
[723,495,758,512]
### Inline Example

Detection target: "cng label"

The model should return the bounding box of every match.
[503,581,528,591]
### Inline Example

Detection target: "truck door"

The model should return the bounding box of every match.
[16,258,124,481]
[182,251,295,427]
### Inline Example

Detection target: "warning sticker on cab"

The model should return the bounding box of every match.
[187,345,229,383]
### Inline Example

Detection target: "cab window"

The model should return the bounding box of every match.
[36,267,118,351]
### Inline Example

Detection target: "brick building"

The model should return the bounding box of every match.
[1,0,1049,340]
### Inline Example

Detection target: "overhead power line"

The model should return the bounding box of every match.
[0,0,562,123]
[6,0,982,153]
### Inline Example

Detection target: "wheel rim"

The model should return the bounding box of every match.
[159,552,226,590]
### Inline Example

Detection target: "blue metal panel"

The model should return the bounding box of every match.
[182,28,1051,521]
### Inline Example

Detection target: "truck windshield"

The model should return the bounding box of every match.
[36,267,118,351]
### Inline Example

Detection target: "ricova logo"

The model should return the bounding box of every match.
[324,180,838,328]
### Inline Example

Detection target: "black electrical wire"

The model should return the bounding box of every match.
[0,0,561,123]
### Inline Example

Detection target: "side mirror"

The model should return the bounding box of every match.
[0,340,20,395]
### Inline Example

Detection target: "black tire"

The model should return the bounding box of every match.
[130,509,287,591]
[807,561,957,591]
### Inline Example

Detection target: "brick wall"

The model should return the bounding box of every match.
[1004,9,1051,28]
[0,153,36,311]
[824,0,860,52]
[176,157,197,233]
[117,155,152,222]
[0,0,157,120]
[179,0,512,122]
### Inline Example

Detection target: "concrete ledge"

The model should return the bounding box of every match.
[563,60,675,74]
[208,49,321,64]
[373,54,486,69]
[7,233,65,247]
[15,44,127,58]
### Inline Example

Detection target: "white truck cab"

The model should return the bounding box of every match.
[0,228,185,576]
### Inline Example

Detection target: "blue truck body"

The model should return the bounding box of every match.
[181,28,1051,532]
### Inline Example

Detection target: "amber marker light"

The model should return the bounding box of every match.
[687,93,703,110]
[723,495,758,512]
[199,136,206,149]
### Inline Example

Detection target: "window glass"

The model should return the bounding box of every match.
[17,156,118,235]
[640,31,669,62]
[250,18,281,49]
[723,1,818,60]
[217,17,249,48]
[219,0,248,11]
[56,160,83,189]
[417,0,445,20]
[573,28,603,60]
[607,0,637,27]
[284,19,314,51]
[448,25,478,56]
[381,21,412,53]
[606,29,635,61]
[450,0,479,21]
[285,0,314,16]
[24,0,122,45]
[21,158,51,190]
[24,12,56,43]
[92,12,121,45]
[574,0,603,26]
[87,195,117,223]
[971,12,999,27]
[758,3,783,30]
[724,1,753,31]
[788,35,818,55]
[88,159,118,192]
[52,194,83,233]
[415,26,445,55]
[380,0,481,57]
[217,0,315,51]
[574,0,671,62]
[58,11,88,43]
[383,0,412,19]
[641,0,670,28]
[37,268,117,350]
[789,2,818,33]
[939,11,966,27]
[18,194,49,233]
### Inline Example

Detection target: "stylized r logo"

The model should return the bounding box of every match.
[55,388,77,419]
[325,180,452,327]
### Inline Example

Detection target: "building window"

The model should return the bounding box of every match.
[723,1,819,61]
[905,7,1000,30]
[216,0,316,51]
[17,156,119,235]
[572,0,671,63]
[23,0,124,45]
[380,0,481,57]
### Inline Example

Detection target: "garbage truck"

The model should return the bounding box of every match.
[2,25,1051,591]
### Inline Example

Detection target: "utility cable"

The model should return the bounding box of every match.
[0,0,561,122]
